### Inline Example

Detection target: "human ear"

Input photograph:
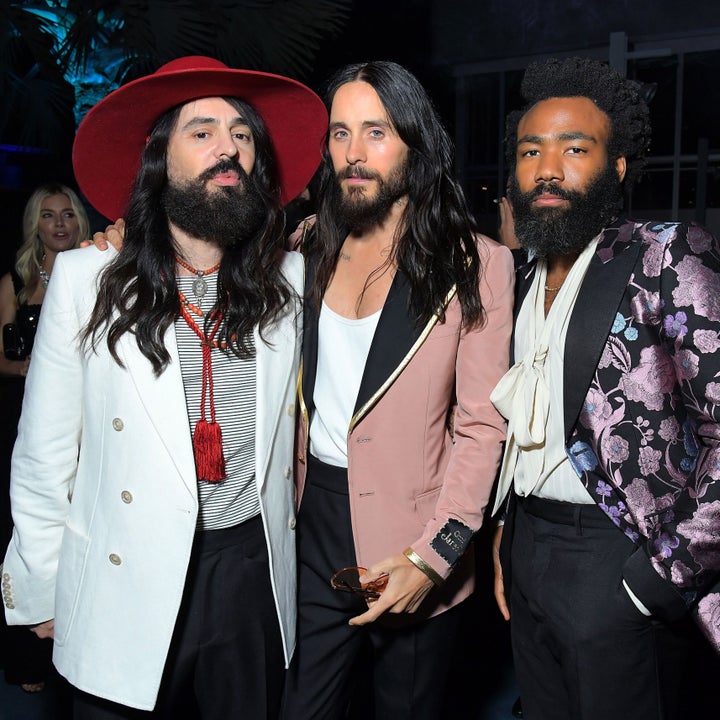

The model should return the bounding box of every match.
[615,156,627,182]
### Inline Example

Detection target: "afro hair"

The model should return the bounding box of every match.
[505,57,652,185]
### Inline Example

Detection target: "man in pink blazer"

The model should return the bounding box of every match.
[281,61,515,719]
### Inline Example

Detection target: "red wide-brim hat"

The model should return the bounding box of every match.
[72,56,327,220]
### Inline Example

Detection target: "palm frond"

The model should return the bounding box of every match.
[0,0,352,156]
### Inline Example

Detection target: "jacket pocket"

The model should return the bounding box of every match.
[53,525,91,646]
[415,486,442,526]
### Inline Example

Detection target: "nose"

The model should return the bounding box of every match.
[55,214,66,227]
[535,151,564,184]
[345,136,366,165]
[216,129,239,159]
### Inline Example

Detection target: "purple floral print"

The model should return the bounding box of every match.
[601,434,630,463]
[674,349,700,380]
[676,502,720,570]
[621,346,676,411]
[631,289,663,325]
[663,311,688,338]
[560,219,720,649]
[706,383,720,406]
[579,389,613,430]
[659,417,680,442]
[694,329,720,354]
[638,446,662,476]
[673,256,720,322]
[697,594,720,653]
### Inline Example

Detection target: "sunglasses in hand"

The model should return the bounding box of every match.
[330,566,389,600]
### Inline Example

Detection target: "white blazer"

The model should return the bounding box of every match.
[2,245,303,710]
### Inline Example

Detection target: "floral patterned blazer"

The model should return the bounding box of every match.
[515,218,720,652]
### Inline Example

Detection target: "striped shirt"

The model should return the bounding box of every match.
[175,273,259,530]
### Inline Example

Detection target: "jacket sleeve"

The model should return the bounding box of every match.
[3,252,84,625]
[622,222,720,620]
[409,239,515,580]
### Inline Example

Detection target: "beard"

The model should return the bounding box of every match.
[508,163,623,259]
[162,158,266,248]
[331,157,409,233]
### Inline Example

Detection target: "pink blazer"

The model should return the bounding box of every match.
[296,236,514,615]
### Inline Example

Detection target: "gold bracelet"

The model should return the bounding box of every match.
[403,547,443,587]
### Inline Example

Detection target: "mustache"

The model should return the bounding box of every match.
[336,165,381,181]
[527,183,574,201]
[197,158,248,184]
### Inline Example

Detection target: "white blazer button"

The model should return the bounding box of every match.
[284,466,292,479]
[112,418,124,431]
[287,404,295,417]
[5,602,14,609]
[289,518,296,530]
[121,491,133,503]
[109,553,122,565]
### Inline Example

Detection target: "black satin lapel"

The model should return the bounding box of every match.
[510,261,537,364]
[301,258,319,414]
[515,261,537,319]
[353,271,423,416]
[563,235,644,438]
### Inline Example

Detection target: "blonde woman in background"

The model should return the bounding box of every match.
[0,183,89,376]
[0,182,89,695]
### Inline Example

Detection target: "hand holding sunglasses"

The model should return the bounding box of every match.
[330,566,389,600]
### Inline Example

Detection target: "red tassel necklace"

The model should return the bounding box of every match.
[177,258,227,483]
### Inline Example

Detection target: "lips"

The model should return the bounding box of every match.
[212,171,240,186]
[534,194,567,206]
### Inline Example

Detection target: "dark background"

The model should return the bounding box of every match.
[2,0,720,267]
[0,3,718,716]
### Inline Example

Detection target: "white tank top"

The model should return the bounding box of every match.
[309,301,381,467]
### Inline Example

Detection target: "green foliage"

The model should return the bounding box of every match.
[0,0,351,150]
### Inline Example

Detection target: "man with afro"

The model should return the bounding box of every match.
[491,56,720,720]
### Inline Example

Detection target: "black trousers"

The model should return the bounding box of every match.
[74,515,285,720]
[510,495,690,720]
[281,455,461,720]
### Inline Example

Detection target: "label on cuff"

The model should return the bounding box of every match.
[430,519,473,567]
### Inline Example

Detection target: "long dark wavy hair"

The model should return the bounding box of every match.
[306,61,484,330]
[83,96,293,375]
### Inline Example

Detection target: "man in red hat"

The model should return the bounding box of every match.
[2,56,326,718]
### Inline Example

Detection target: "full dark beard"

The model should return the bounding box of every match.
[332,158,409,233]
[508,163,623,259]
[162,159,266,248]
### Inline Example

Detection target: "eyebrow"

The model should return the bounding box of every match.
[518,131,599,144]
[329,119,394,132]
[180,116,248,132]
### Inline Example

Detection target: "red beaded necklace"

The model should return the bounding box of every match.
[176,255,221,299]
[178,273,227,483]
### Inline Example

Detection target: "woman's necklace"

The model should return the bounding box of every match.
[175,255,221,299]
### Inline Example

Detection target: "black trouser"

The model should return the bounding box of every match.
[510,495,690,720]
[74,515,285,719]
[281,455,461,720]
